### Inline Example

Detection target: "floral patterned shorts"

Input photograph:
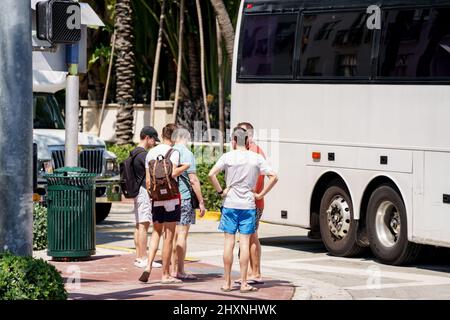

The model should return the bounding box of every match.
[178,199,196,226]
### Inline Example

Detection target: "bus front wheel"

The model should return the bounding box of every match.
[366,185,421,265]
[319,183,363,257]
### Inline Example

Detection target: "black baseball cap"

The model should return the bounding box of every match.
[141,126,160,142]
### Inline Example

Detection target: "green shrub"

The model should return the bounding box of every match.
[197,163,225,212]
[33,204,47,251]
[0,252,67,300]
[107,143,136,164]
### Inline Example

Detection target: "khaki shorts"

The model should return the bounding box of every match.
[134,187,152,224]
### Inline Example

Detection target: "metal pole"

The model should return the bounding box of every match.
[0,0,33,256]
[65,44,79,167]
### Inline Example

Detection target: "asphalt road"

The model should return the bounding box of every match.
[96,203,450,300]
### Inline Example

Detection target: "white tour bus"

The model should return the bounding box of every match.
[231,0,450,265]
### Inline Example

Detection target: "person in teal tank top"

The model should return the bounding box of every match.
[170,127,206,280]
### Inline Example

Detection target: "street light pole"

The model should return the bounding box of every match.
[0,0,33,256]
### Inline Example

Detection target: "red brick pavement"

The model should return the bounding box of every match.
[51,253,294,300]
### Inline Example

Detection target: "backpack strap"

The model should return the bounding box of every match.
[165,148,175,160]
[162,158,173,191]
[130,148,146,182]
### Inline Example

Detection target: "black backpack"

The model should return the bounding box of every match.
[120,149,146,198]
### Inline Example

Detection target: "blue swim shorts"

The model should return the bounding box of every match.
[218,207,256,235]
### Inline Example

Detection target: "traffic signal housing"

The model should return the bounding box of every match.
[36,0,81,44]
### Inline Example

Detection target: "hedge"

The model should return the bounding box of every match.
[0,252,67,300]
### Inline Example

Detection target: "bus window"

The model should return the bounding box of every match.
[379,8,450,79]
[238,13,297,79]
[300,11,374,78]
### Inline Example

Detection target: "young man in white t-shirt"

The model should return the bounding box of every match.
[209,127,278,293]
[139,124,190,284]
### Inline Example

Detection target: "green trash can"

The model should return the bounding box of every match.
[44,167,97,259]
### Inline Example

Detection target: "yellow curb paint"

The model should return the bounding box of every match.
[196,210,221,221]
[185,257,200,262]
[96,245,136,253]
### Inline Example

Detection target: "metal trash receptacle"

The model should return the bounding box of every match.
[44,167,96,259]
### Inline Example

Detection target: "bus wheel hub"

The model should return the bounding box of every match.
[375,201,400,247]
[326,196,351,240]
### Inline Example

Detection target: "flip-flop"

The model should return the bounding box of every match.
[139,270,151,283]
[220,287,232,292]
[240,286,259,294]
[177,273,198,280]
[161,278,183,284]
[247,279,265,285]
[235,279,265,285]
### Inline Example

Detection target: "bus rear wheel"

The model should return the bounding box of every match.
[319,183,363,257]
[367,185,421,265]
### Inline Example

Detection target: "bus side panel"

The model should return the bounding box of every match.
[262,141,309,227]
[414,152,450,246]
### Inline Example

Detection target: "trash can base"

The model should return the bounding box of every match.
[48,250,96,260]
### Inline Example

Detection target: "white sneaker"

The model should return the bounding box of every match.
[152,261,162,268]
[134,258,147,268]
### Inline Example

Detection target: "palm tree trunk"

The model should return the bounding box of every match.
[195,0,212,142]
[210,0,235,65]
[173,0,185,123]
[216,19,225,150]
[150,0,166,127]
[188,34,200,99]
[115,0,135,145]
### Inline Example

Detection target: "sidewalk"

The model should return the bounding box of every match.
[47,248,294,300]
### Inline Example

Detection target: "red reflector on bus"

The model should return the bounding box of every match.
[247,3,254,9]
[312,152,321,160]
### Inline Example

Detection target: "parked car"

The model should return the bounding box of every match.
[33,92,121,223]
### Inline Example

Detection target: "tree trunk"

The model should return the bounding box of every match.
[187,34,200,99]
[173,0,185,123]
[216,19,225,150]
[210,0,235,66]
[195,0,212,142]
[150,0,166,127]
[114,0,135,145]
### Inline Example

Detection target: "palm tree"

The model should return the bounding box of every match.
[173,0,185,123]
[210,0,235,65]
[216,18,225,148]
[114,0,135,145]
[195,0,212,142]
[150,0,166,127]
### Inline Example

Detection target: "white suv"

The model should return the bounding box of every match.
[33,92,121,223]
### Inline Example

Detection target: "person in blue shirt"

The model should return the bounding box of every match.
[170,126,206,280]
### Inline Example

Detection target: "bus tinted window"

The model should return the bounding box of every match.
[239,14,297,78]
[300,12,374,78]
[379,8,450,78]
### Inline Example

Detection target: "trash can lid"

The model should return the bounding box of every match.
[54,167,88,174]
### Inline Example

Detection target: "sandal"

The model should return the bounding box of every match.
[177,273,198,280]
[240,285,258,293]
[139,270,151,283]
[247,279,265,285]
[161,277,183,284]
[221,286,232,292]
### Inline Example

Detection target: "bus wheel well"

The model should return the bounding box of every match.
[309,172,349,237]
[358,176,404,247]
